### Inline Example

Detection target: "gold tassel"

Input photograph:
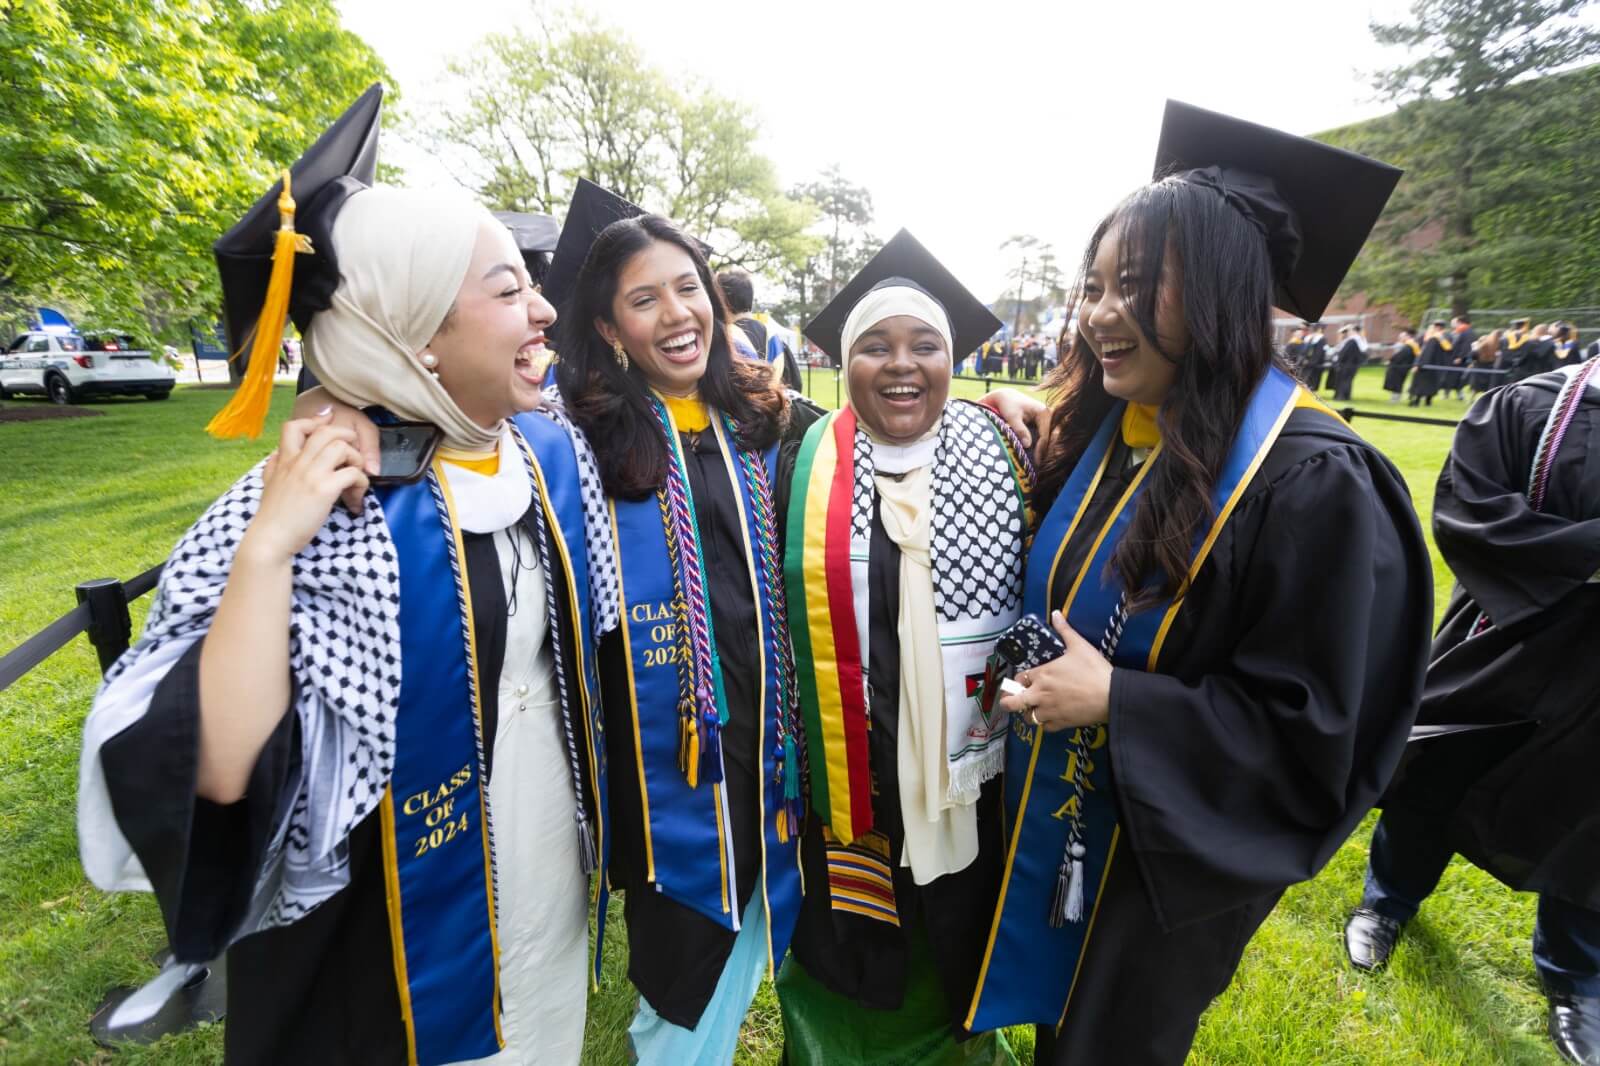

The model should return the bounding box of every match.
[685,718,700,790]
[206,169,315,440]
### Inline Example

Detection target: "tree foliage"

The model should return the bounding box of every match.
[0,0,390,340]
[430,14,817,279]
[776,164,878,328]
[1326,0,1600,314]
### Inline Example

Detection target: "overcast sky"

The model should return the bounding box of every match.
[338,0,1418,307]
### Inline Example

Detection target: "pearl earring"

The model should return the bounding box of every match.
[421,351,440,381]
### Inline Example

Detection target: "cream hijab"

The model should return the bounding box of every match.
[304,185,504,451]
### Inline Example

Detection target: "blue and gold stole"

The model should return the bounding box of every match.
[373,415,604,1066]
[608,401,803,969]
[965,366,1304,1032]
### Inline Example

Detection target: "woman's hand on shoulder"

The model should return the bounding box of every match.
[290,387,380,512]
[978,387,1051,458]
[998,611,1113,731]
[243,412,370,565]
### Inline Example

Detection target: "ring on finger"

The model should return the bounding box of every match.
[1027,708,1039,726]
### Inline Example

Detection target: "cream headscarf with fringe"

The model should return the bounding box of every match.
[304,185,504,452]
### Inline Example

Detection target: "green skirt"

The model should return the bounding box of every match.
[776,925,1018,1066]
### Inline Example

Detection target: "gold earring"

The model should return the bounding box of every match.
[612,339,629,372]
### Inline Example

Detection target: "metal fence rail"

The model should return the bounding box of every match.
[0,563,162,692]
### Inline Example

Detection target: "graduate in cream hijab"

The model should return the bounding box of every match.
[76,86,616,1066]
[777,230,1031,1064]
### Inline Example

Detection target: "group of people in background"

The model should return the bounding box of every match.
[1286,314,1595,407]
[964,332,1056,380]
[70,84,1600,1066]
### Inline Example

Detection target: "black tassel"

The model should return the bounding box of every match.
[1049,863,1072,928]
[577,815,598,876]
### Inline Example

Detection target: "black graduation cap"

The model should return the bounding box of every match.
[803,229,1002,365]
[542,178,717,313]
[492,211,560,282]
[1152,99,1401,323]
[542,179,646,313]
[214,83,384,358]
[207,83,383,439]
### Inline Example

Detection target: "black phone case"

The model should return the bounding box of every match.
[993,614,1068,673]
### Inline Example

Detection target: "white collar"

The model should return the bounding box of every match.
[438,424,532,533]
[871,435,939,475]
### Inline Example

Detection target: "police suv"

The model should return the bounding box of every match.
[0,330,175,404]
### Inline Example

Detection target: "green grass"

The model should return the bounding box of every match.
[0,368,1557,1064]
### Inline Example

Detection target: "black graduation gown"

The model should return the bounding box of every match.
[97,519,592,1065]
[1383,343,1416,393]
[1410,337,1449,398]
[1441,328,1474,390]
[1032,405,1433,1066]
[603,400,824,1029]
[1302,336,1328,391]
[1527,338,1558,380]
[781,495,1007,1036]
[1331,337,1363,398]
[1382,371,1600,908]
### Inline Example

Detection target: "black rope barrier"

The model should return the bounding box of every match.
[0,562,164,694]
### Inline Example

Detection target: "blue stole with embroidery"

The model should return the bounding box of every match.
[966,366,1302,1031]
[373,416,604,1065]
[608,413,803,966]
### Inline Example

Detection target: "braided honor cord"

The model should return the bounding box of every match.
[1048,591,1128,927]
[726,413,805,843]
[650,399,725,787]
[1471,356,1600,639]
[513,436,598,875]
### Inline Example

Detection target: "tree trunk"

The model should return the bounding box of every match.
[1448,137,1475,317]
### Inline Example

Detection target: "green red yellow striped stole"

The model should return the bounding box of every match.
[824,827,899,927]
[783,407,874,845]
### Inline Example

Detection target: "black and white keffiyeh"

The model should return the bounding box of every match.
[848,400,1033,801]
[78,410,618,937]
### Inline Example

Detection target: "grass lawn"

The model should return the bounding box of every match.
[0,366,1560,1064]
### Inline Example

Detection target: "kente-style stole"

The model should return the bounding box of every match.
[784,401,1033,846]
[824,827,900,927]
[608,399,804,958]
[966,365,1304,1032]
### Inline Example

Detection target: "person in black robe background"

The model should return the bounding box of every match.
[1330,324,1364,400]
[1502,318,1539,382]
[1524,324,1559,380]
[1552,323,1582,368]
[1446,315,1476,400]
[1301,322,1329,391]
[1346,360,1600,1066]
[1409,321,1451,406]
[1384,328,1420,401]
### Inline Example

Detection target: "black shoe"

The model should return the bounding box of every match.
[1549,993,1600,1065]
[1343,908,1403,971]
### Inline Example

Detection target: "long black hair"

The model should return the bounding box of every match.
[554,214,788,499]
[1034,175,1284,608]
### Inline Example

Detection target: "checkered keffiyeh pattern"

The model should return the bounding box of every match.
[105,460,402,929]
